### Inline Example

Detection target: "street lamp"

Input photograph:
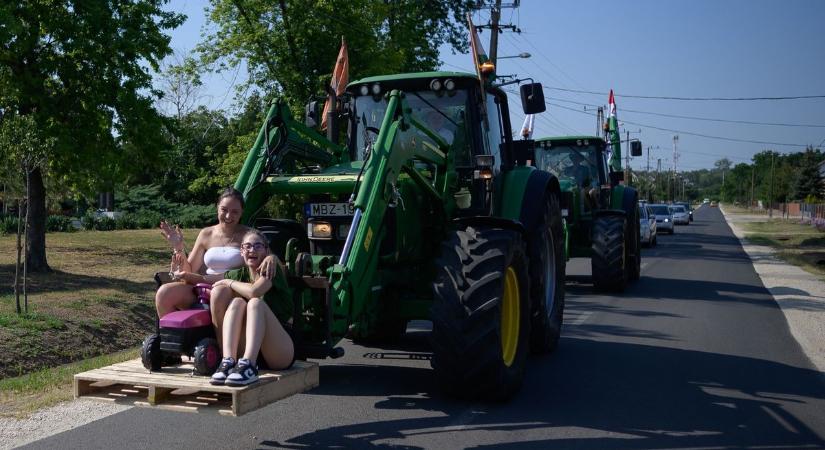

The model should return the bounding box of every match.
[497,52,531,60]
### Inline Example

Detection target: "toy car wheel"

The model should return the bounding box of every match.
[193,337,220,375]
[141,334,163,371]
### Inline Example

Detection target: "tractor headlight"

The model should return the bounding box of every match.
[444,78,455,91]
[308,221,333,239]
[430,78,442,91]
[371,83,381,96]
[359,85,369,96]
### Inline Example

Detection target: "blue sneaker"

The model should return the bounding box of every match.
[225,358,259,386]
[210,357,235,385]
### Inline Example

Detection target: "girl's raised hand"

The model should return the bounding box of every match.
[160,220,184,252]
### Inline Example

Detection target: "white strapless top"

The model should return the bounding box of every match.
[203,246,244,275]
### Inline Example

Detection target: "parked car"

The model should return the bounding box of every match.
[649,204,674,234]
[674,201,693,222]
[703,198,710,204]
[710,201,718,207]
[669,205,690,225]
[639,203,657,247]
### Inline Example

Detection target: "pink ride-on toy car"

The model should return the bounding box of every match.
[141,280,220,375]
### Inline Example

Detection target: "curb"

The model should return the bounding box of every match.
[720,205,825,374]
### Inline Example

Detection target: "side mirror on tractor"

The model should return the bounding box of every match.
[305,100,321,128]
[630,140,643,157]
[520,83,546,114]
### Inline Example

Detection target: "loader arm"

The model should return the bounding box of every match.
[328,90,448,339]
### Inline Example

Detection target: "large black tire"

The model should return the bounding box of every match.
[528,195,565,354]
[591,215,627,292]
[430,226,530,400]
[627,206,641,282]
[192,337,220,376]
[141,334,162,371]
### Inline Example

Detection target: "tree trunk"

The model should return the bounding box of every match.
[25,167,50,272]
[15,199,22,314]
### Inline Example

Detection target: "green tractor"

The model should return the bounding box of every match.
[533,136,642,292]
[233,71,565,399]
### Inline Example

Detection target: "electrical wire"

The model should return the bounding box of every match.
[543,95,825,128]
[544,86,825,101]
[547,101,812,148]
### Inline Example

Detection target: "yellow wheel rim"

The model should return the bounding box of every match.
[501,266,520,367]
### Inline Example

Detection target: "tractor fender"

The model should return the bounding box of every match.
[517,169,561,232]
[453,216,525,235]
[496,166,561,229]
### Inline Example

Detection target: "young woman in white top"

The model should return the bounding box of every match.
[156,187,276,348]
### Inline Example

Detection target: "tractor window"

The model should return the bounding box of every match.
[352,90,469,163]
[485,93,504,173]
[535,144,601,189]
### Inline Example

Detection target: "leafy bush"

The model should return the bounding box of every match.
[173,204,215,228]
[95,216,116,231]
[46,215,74,232]
[1,215,19,235]
[115,213,137,230]
[81,212,97,230]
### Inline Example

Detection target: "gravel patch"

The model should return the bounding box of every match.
[722,205,825,373]
[0,399,130,449]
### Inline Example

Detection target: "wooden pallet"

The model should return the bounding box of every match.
[74,358,319,417]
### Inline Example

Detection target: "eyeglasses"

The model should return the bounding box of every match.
[241,242,267,251]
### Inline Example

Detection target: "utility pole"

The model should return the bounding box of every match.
[489,0,501,65]
[625,129,630,186]
[597,107,604,136]
[750,164,755,210]
[768,153,774,216]
[672,135,679,202]
[475,0,520,66]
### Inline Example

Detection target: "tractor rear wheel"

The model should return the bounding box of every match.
[140,334,162,371]
[431,226,530,400]
[193,337,220,375]
[591,215,627,292]
[529,194,565,354]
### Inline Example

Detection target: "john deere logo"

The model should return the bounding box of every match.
[364,227,374,252]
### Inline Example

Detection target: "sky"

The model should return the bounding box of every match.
[164,0,825,171]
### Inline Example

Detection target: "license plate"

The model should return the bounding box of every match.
[306,202,354,217]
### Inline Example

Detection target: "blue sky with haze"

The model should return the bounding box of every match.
[166,0,825,171]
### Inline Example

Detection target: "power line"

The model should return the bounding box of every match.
[547,101,812,148]
[544,96,825,128]
[544,86,825,101]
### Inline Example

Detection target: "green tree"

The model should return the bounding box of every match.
[199,0,472,111]
[793,146,823,201]
[0,1,184,271]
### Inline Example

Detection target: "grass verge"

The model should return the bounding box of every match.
[741,219,825,279]
[0,347,139,418]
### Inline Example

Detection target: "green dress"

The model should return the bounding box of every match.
[223,265,292,323]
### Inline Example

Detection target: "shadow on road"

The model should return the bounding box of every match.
[259,338,825,449]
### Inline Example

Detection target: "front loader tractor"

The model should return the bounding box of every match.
[233,72,565,399]
[533,136,642,292]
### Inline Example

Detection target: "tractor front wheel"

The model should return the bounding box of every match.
[591,215,627,292]
[193,337,220,375]
[430,226,530,400]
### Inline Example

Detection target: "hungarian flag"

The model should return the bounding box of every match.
[607,89,622,172]
[321,37,349,130]
[466,13,492,84]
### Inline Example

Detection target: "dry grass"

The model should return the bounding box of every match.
[0,228,198,414]
[741,220,825,279]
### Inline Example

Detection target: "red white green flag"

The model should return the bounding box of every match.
[321,37,349,130]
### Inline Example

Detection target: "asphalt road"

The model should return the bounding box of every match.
[24,206,825,449]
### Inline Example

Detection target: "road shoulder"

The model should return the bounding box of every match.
[720,205,825,374]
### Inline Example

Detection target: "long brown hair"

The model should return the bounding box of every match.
[218,187,245,209]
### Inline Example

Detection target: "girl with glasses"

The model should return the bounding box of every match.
[209,229,295,385]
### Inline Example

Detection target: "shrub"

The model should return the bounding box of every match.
[46,215,74,232]
[115,213,137,230]
[134,210,162,229]
[95,216,116,231]
[1,215,19,235]
[81,212,97,230]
